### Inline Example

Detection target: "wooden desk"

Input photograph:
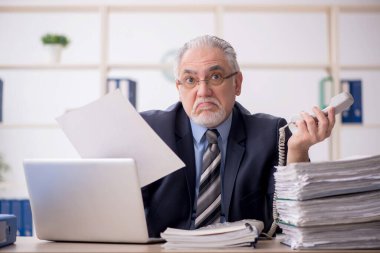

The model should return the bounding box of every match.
[0,237,379,253]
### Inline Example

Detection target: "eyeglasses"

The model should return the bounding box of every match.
[177,71,238,89]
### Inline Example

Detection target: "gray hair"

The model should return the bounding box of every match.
[173,35,240,79]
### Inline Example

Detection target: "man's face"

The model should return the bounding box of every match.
[176,46,242,128]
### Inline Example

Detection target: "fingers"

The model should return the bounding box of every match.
[301,111,318,140]
[289,106,336,157]
[296,117,307,132]
[297,107,335,144]
[327,106,336,135]
[312,107,329,141]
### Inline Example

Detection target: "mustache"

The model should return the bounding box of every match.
[191,97,221,113]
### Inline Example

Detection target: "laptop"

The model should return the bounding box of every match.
[23,158,162,243]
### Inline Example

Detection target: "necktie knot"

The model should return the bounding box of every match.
[206,129,219,144]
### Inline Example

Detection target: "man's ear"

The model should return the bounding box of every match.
[176,80,182,101]
[234,72,243,96]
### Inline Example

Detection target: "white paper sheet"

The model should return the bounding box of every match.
[56,90,185,187]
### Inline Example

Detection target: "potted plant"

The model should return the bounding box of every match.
[41,33,70,63]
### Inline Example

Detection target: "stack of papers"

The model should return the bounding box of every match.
[277,190,380,227]
[280,222,380,250]
[274,154,380,250]
[275,154,380,201]
[161,220,264,249]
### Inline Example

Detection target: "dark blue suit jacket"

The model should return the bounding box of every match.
[141,102,290,237]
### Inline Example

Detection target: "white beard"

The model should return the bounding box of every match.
[190,97,227,128]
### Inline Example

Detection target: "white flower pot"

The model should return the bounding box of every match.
[45,44,63,64]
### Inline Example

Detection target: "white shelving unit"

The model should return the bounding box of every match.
[0,3,379,166]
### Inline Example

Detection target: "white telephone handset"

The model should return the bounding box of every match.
[288,92,354,134]
[277,91,354,166]
[266,92,354,238]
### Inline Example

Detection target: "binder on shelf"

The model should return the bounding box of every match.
[341,80,362,123]
[0,199,33,236]
[0,199,11,214]
[10,200,22,236]
[21,200,33,236]
[107,78,137,108]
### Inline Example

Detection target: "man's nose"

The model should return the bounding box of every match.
[196,81,212,96]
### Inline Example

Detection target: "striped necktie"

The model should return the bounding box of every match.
[195,129,222,228]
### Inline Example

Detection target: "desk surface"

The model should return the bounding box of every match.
[1,237,379,253]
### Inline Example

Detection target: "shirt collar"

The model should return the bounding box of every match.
[190,112,233,145]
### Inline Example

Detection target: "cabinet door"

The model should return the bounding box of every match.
[339,12,380,157]
[1,70,100,124]
[0,12,100,64]
[108,12,214,64]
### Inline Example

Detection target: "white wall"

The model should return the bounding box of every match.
[0,0,380,197]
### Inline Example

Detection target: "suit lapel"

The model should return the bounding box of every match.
[175,106,196,209]
[223,106,246,219]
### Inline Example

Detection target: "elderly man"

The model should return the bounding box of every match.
[141,35,335,237]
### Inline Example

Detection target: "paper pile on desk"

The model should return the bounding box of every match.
[276,154,380,200]
[161,220,264,249]
[274,154,380,250]
[280,222,380,250]
[56,90,185,187]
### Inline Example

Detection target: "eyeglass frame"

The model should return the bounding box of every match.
[176,71,239,89]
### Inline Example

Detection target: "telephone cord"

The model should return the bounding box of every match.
[265,122,291,238]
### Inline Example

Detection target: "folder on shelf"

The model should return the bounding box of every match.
[341,80,362,123]
[0,199,33,236]
[0,199,11,214]
[21,200,33,236]
[107,78,137,108]
[10,200,22,236]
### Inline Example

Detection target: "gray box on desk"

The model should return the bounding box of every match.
[0,214,17,248]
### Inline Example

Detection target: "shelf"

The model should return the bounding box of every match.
[224,5,330,12]
[0,4,332,13]
[341,123,380,129]
[340,5,380,12]
[108,63,172,70]
[340,65,380,71]
[107,63,330,71]
[109,5,216,12]
[0,64,100,70]
[240,63,330,70]
[0,124,59,129]
[1,63,379,71]
[0,6,99,12]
